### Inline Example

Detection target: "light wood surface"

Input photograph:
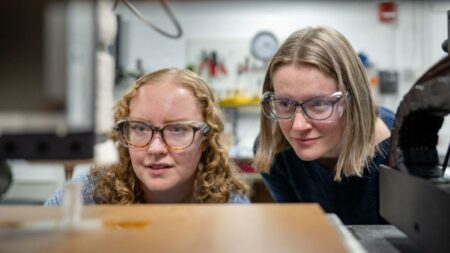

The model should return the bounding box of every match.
[0,204,349,253]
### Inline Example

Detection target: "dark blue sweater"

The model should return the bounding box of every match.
[261,107,395,225]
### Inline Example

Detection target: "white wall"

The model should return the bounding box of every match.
[117,1,448,76]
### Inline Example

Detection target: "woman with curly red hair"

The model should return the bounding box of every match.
[46,68,250,205]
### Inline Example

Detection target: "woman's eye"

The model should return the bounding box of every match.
[130,123,148,133]
[310,99,330,107]
[276,99,292,109]
[306,100,333,113]
[167,124,190,133]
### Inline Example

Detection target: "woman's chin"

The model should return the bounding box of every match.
[143,180,174,193]
[293,149,320,161]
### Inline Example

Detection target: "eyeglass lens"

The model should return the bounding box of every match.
[270,98,335,119]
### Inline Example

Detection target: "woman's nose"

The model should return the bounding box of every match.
[291,109,312,131]
[146,133,168,155]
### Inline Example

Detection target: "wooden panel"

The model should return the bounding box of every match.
[0,204,348,253]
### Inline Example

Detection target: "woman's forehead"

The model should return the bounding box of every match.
[129,82,203,123]
[272,64,338,99]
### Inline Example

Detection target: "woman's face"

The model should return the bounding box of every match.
[127,80,206,202]
[272,64,345,161]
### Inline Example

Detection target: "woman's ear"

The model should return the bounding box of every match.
[337,104,344,117]
[200,140,209,154]
[196,160,205,173]
[336,98,348,118]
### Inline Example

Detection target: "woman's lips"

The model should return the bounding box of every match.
[292,137,320,145]
[146,164,172,176]
[148,164,171,169]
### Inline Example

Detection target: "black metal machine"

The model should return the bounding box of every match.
[380,10,450,253]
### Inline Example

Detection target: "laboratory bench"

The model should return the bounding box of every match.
[0,204,350,253]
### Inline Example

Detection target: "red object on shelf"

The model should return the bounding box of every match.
[238,162,257,173]
[378,1,397,23]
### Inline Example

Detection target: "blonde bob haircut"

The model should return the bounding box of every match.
[254,26,377,181]
[92,68,250,203]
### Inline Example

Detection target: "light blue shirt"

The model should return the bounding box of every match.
[45,171,250,206]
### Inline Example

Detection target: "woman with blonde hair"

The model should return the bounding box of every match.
[254,26,394,224]
[46,68,250,205]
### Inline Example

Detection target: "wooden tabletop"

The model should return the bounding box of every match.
[0,204,349,253]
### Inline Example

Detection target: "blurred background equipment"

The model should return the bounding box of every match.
[0,161,12,199]
[0,0,117,204]
[112,0,183,97]
[0,0,98,160]
[0,0,117,161]
[378,70,399,94]
[250,31,278,62]
[113,0,182,39]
